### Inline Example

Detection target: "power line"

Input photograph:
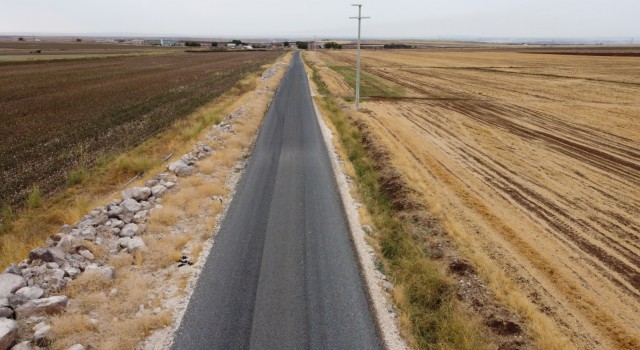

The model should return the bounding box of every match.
[350,4,370,110]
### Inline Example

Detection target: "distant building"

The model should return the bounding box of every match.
[227,43,236,48]
[144,39,181,47]
[243,45,253,50]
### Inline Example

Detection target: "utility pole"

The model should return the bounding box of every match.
[350,4,369,110]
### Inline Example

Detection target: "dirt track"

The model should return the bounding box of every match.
[311,50,640,349]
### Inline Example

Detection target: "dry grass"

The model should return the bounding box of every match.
[305,54,488,350]
[50,267,172,350]
[310,48,640,349]
[0,52,285,270]
[144,234,193,268]
[41,52,295,349]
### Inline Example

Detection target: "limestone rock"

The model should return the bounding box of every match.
[151,185,167,197]
[127,237,146,251]
[47,247,66,266]
[67,344,86,350]
[55,236,74,254]
[107,206,123,218]
[132,210,148,224]
[119,223,139,237]
[0,274,26,298]
[2,266,20,277]
[84,265,115,280]
[120,199,141,214]
[7,294,28,309]
[32,322,51,347]
[11,340,34,350]
[15,287,44,301]
[0,318,18,350]
[78,250,94,261]
[121,187,151,201]
[79,227,96,241]
[0,308,12,319]
[15,296,68,318]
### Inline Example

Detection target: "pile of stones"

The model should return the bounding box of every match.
[0,123,233,350]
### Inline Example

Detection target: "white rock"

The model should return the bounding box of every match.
[84,266,115,280]
[47,247,66,265]
[111,219,124,229]
[78,250,94,260]
[0,274,26,298]
[174,165,194,177]
[64,267,80,279]
[139,201,152,211]
[0,307,12,319]
[167,160,187,172]
[121,187,151,201]
[117,237,132,249]
[0,318,18,350]
[126,237,146,251]
[15,296,68,318]
[119,223,139,237]
[164,181,176,189]
[9,340,32,350]
[133,210,148,224]
[79,227,96,241]
[67,344,85,350]
[33,322,51,346]
[120,198,141,213]
[151,185,167,197]
[15,287,44,301]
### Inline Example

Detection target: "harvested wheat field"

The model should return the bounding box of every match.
[309,49,640,349]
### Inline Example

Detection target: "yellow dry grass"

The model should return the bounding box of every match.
[310,49,640,350]
[45,52,294,349]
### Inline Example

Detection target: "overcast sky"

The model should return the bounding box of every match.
[1,0,638,39]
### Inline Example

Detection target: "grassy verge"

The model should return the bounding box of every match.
[0,55,281,269]
[328,65,405,97]
[308,58,487,349]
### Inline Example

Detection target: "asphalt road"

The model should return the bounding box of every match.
[171,52,381,350]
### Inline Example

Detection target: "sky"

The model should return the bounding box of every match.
[1,0,638,39]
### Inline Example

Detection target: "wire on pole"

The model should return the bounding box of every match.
[350,4,370,110]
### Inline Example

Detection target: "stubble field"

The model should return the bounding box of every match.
[0,46,280,211]
[310,48,640,349]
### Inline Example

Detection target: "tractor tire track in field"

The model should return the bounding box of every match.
[314,50,640,349]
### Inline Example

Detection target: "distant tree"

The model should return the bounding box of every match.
[185,41,201,47]
[324,41,342,49]
[231,39,243,46]
[283,41,290,47]
[296,41,309,50]
[76,38,82,42]
[18,37,25,41]
[211,42,218,47]
[383,43,413,49]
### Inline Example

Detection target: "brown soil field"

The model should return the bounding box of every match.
[0,49,280,211]
[310,49,640,349]
[0,41,175,61]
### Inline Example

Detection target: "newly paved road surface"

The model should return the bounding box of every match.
[171,52,381,350]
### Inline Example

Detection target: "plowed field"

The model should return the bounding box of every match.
[310,49,640,349]
[0,49,280,209]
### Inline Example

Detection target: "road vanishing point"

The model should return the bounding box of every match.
[171,52,382,350]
